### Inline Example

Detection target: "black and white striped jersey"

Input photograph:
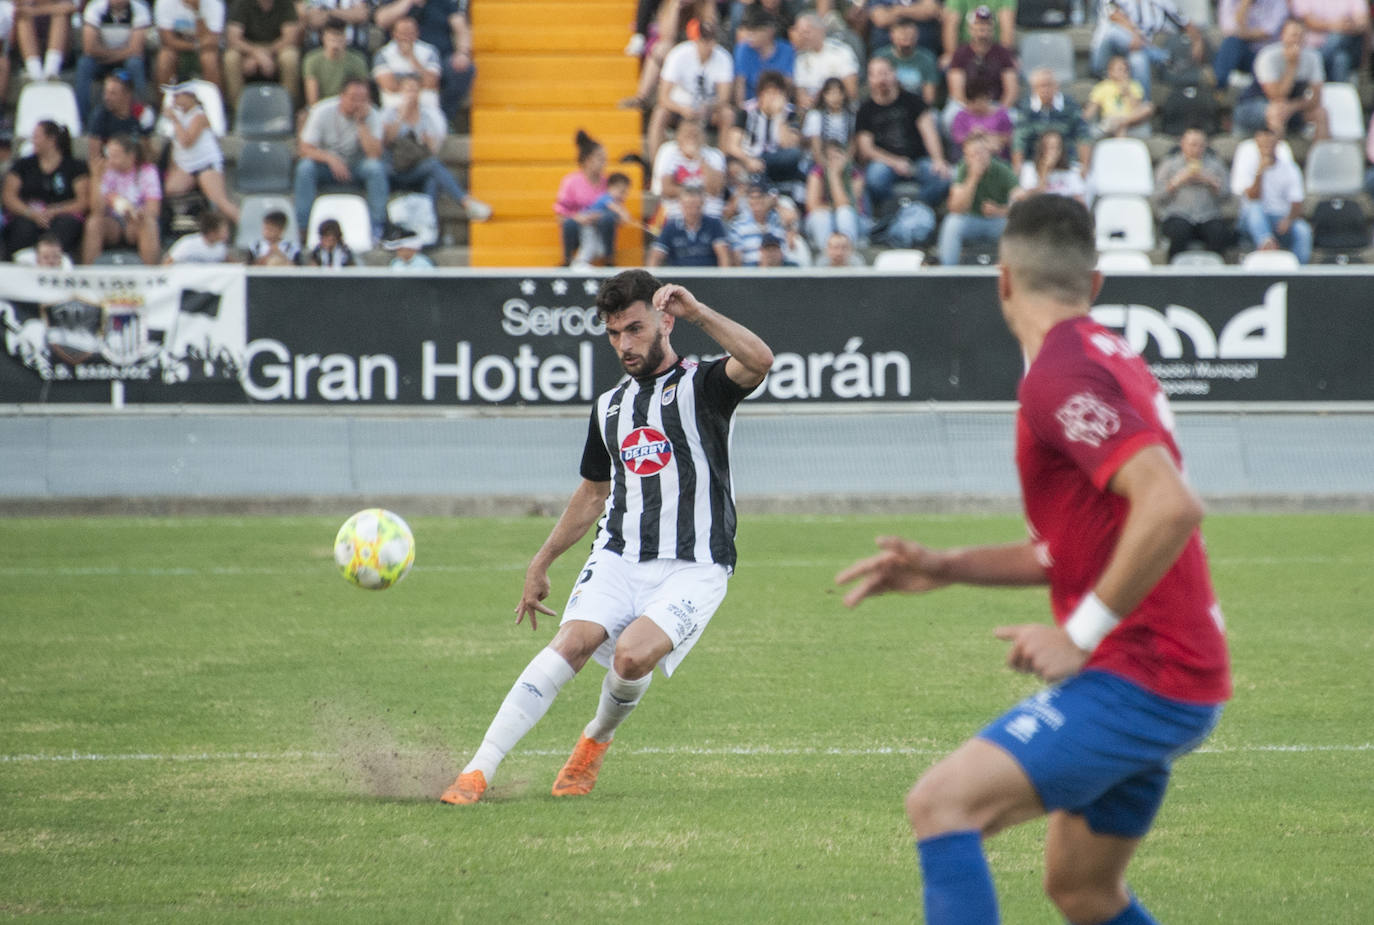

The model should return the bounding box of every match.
[579,357,751,570]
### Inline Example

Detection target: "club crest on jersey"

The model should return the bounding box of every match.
[661,384,677,406]
[1055,392,1120,448]
[620,426,673,476]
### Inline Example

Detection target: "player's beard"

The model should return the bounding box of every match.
[622,334,669,380]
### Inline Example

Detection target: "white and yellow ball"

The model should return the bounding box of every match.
[334,509,415,590]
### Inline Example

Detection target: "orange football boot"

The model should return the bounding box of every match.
[439,769,487,805]
[551,736,612,797]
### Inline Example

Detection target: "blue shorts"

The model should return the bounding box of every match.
[978,670,1222,839]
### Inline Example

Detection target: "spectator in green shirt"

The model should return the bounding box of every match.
[878,19,941,105]
[303,17,369,107]
[937,130,1021,265]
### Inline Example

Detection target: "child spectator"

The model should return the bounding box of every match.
[1084,54,1155,138]
[307,217,355,266]
[82,134,162,265]
[801,76,855,165]
[161,81,240,223]
[13,232,76,268]
[652,117,727,222]
[555,130,618,267]
[385,229,433,269]
[1017,130,1088,203]
[949,85,1013,160]
[821,229,866,267]
[248,209,300,265]
[153,0,226,91]
[164,210,231,262]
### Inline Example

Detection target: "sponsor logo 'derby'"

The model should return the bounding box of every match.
[620,427,672,476]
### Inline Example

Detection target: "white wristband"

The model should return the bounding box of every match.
[1064,591,1120,652]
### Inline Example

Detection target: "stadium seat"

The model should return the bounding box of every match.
[306,194,373,252]
[1016,0,1073,29]
[15,81,82,140]
[872,249,925,270]
[234,140,294,193]
[158,80,227,138]
[1170,250,1226,267]
[1174,0,1213,26]
[1096,250,1153,272]
[1094,195,1155,251]
[1320,83,1364,142]
[1089,138,1154,197]
[1019,32,1075,85]
[92,249,143,265]
[1311,197,1369,251]
[234,83,294,138]
[235,194,298,251]
[1304,141,1364,197]
[1240,250,1300,270]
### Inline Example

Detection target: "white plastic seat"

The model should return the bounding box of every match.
[1019,32,1076,86]
[872,249,926,270]
[1320,83,1364,142]
[1240,249,1300,271]
[158,80,228,138]
[1170,250,1226,267]
[15,81,82,140]
[1094,195,1155,251]
[306,194,373,252]
[1175,0,1213,26]
[1096,249,1153,272]
[1089,138,1154,197]
[1304,140,1364,197]
[235,194,298,251]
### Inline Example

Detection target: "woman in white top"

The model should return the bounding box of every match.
[1016,130,1087,204]
[161,82,240,222]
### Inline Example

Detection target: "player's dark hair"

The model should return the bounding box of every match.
[1000,194,1096,303]
[596,269,662,319]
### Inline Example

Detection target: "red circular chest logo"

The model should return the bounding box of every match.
[620,427,673,476]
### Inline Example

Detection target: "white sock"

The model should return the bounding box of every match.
[43,50,63,78]
[582,668,652,743]
[462,647,575,780]
[25,57,43,82]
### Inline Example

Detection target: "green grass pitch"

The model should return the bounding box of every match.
[2,513,1371,922]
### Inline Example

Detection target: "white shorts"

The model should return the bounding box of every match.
[560,552,730,678]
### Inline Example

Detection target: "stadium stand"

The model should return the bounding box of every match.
[1095,195,1156,252]
[235,194,299,251]
[871,248,926,270]
[1240,249,1301,270]
[305,193,374,252]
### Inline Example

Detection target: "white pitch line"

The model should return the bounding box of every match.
[2,743,1371,764]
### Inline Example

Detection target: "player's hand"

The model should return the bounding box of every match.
[515,571,556,630]
[994,624,1089,682]
[835,536,952,608]
[652,283,704,322]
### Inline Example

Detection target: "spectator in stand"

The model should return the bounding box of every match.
[867,0,944,62]
[1090,0,1205,102]
[224,0,301,109]
[855,55,950,213]
[1154,126,1232,260]
[944,6,1019,129]
[247,208,299,263]
[383,74,491,221]
[1290,0,1367,84]
[1231,126,1312,263]
[303,17,369,108]
[950,84,1012,160]
[724,69,805,188]
[791,12,859,111]
[374,0,474,123]
[373,15,441,109]
[0,5,11,105]
[936,130,1020,266]
[384,229,434,269]
[163,210,231,262]
[569,172,633,267]
[755,231,795,267]
[154,0,226,91]
[820,229,866,267]
[619,0,718,113]
[15,232,76,268]
[1213,0,1289,90]
[1016,129,1087,202]
[1365,112,1374,201]
[75,0,151,121]
[878,18,940,104]
[1232,19,1329,139]
[653,117,727,222]
[647,21,734,162]
[87,70,157,148]
[1084,53,1155,138]
[1011,67,1091,175]
[728,179,787,265]
[804,138,864,250]
[1,121,88,259]
[12,0,74,82]
[555,130,618,267]
[82,134,161,264]
[294,77,389,242]
[647,183,730,267]
[942,0,1015,68]
[801,76,855,163]
[300,0,371,56]
[161,80,240,223]
[307,217,356,265]
[733,6,793,106]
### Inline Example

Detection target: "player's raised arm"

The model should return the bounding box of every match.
[515,478,611,629]
[836,537,1048,608]
[652,283,774,388]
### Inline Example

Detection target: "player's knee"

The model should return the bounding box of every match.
[906,771,959,836]
[1044,870,1127,923]
[611,647,655,680]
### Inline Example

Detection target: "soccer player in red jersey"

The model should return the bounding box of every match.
[837,194,1231,925]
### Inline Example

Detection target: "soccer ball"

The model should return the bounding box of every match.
[334,509,415,590]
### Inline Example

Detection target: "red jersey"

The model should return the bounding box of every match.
[1016,316,1231,704]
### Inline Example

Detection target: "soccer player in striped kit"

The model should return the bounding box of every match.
[442,269,774,805]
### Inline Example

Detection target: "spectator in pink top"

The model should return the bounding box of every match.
[555,130,619,267]
[82,134,162,264]
[949,85,1013,161]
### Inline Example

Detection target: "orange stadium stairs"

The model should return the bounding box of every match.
[469,0,644,268]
